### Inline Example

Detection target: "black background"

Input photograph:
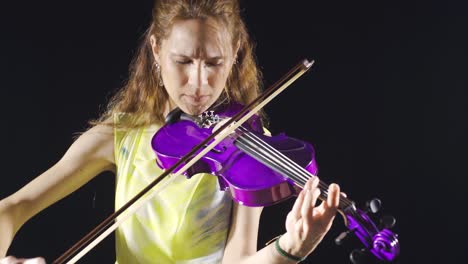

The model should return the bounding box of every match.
[1,0,466,263]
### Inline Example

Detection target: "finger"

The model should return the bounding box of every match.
[0,256,17,264]
[23,258,46,264]
[327,183,340,208]
[311,186,321,208]
[300,189,312,220]
[310,178,321,207]
[301,178,320,222]
[303,190,320,235]
[290,189,306,221]
[323,183,340,217]
[301,177,319,216]
[302,176,313,192]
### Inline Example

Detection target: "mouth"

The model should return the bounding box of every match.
[183,95,210,105]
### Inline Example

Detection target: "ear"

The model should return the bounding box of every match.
[149,35,160,64]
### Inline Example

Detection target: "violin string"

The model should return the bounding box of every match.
[237,130,319,188]
[236,127,353,208]
[241,129,354,208]
[236,129,311,185]
[235,133,334,205]
[236,127,320,186]
[235,135,309,185]
[235,130,353,208]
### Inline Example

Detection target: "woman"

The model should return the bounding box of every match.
[0,0,341,263]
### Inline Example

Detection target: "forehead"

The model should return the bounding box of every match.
[161,18,233,57]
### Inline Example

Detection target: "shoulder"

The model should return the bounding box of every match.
[80,124,115,151]
[63,123,115,169]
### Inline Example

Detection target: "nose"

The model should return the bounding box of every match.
[188,62,208,95]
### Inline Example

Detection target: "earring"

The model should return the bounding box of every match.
[155,62,164,87]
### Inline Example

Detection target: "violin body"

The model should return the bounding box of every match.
[151,105,318,207]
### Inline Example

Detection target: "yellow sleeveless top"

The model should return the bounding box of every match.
[113,114,232,264]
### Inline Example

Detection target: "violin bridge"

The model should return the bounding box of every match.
[197,110,221,128]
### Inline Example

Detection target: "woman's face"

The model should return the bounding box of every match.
[151,18,237,116]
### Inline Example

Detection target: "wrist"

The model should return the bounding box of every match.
[280,233,307,258]
[275,234,307,263]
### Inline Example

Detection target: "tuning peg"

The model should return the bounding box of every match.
[366,198,382,214]
[335,228,356,245]
[380,215,396,229]
[350,248,367,264]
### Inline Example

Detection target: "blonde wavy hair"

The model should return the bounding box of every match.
[91,0,264,128]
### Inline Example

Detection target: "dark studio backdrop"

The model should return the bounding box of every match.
[0,0,466,263]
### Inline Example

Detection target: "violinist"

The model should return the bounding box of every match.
[0,0,342,263]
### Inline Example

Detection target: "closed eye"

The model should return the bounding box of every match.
[176,59,192,65]
[205,60,223,67]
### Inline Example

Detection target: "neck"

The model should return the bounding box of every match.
[163,100,177,119]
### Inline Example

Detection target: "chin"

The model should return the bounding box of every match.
[181,104,209,116]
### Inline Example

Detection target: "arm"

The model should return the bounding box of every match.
[222,177,341,264]
[0,124,115,257]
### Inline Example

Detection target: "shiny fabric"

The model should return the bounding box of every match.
[114,114,232,264]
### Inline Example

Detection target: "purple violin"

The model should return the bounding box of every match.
[151,103,400,263]
[52,60,398,264]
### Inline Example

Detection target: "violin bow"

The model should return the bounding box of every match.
[53,59,314,264]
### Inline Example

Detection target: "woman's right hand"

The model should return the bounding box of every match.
[0,256,45,264]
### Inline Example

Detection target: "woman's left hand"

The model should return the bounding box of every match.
[280,176,341,259]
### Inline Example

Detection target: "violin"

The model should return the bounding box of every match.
[53,59,399,264]
[152,103,400,263]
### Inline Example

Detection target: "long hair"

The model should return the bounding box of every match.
[91,0,264,128]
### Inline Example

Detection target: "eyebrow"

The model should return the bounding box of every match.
[170,53,225,60]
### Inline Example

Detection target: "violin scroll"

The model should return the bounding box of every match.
[337,198,400,263]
